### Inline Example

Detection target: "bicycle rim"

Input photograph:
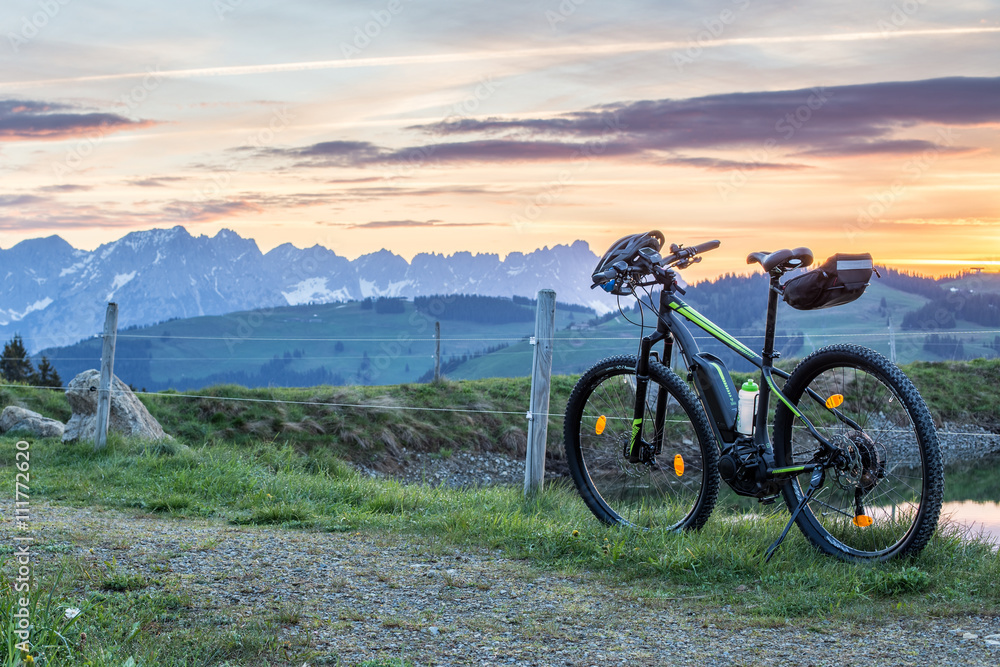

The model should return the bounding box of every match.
[567,358,717,530]
[776,348,941,560]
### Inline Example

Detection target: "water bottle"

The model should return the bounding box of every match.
[736,379,759,435]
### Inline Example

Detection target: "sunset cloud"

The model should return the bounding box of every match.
[0,99,157,141]
[268,77,997,170]
[345,219,495,229]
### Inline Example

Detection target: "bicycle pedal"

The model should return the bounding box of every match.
[758,495,779,505]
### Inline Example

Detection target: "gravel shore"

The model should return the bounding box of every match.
[3,500,999,666]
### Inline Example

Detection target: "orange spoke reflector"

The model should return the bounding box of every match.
[853,515,873,527]
[825,394,844,409]
[673,454,685,477]
[595,415,606,435]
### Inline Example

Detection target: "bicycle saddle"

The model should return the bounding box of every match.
[746,247,814,272]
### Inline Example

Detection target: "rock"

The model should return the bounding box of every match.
[62,370,170,443]
[0,406,65,439]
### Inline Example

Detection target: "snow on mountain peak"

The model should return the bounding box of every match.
[0,225,602,352]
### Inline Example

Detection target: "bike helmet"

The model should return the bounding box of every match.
[592,230,665,294]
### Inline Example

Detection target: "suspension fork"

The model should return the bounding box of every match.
[653,336,673,456]
[628,331,667,463]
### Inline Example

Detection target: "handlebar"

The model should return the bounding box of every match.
[662,239,720,266]
[591,238,721,291]
[592,266,619,284]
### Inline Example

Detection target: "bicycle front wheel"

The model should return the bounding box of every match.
[773,344,943,561]
[564,355,720,531]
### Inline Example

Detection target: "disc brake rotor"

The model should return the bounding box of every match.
[616,432,651,477]
[833,430,886,493]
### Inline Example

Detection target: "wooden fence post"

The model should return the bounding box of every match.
[434,321,441,382]
[94,302,118,451]
[524,289,555,497]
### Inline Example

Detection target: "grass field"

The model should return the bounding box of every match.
[2,362,1000,665]
[1,431,998,666]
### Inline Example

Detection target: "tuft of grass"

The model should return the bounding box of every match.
[231,502,314,526]
[100,568,149,593]
[144,494,192,513]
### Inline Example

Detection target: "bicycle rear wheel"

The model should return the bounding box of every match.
[564,355,720,530]
[773,344,943,561]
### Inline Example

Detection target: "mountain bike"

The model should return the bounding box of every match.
[563,231,944,562]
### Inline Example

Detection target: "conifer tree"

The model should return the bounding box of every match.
[0,334,35,383]
[34,356,63,388]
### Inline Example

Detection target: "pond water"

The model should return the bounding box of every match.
[941,501,1000,545]
[942,456,1000,545]
[715,457,1000,545]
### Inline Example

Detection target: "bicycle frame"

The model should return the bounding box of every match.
[630,272,850,486]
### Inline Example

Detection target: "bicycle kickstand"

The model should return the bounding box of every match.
[765,467,825,563]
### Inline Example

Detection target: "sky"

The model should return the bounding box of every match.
[1,0,998,281]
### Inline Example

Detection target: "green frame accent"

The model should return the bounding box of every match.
[765,373,802,418]
[668,301,761,363]
[771,465,808,475]
[629,417,642,454]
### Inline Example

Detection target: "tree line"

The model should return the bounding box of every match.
[0,334,63,388]
[902,292,1000,330]
[414,294,535,324]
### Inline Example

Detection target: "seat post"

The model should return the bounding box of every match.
[762,272,782,367]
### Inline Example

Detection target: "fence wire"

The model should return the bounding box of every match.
[1,382,997,437]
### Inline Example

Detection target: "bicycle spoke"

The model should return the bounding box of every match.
[772,345,942,560]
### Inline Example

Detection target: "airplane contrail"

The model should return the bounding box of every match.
[3,26,999,90]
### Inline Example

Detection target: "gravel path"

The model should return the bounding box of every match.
[3,501,999,666]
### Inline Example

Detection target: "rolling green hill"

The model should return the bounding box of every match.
[33,270,1000,391]
[37,298,586,391]
[446,276,1000,380]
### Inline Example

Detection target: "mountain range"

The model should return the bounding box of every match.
[0,226,604,353]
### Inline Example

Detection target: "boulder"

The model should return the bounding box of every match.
[62,370,170,443]
[0,406,65,439]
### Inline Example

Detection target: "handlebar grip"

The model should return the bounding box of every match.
[591,266,618,285]
[690,239,721,255]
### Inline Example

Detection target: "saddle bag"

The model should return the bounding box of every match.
[782,253,874,310]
